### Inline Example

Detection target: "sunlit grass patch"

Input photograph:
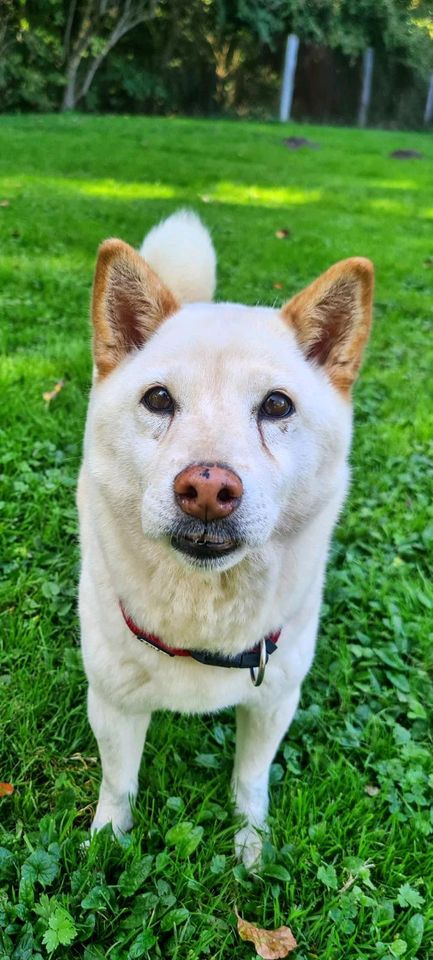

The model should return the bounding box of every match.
[368,197,407,213]
[1,174,178,201]
[209,182,322,207]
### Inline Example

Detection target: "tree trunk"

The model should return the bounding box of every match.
[61,2,95,110]
[62,61,80,110]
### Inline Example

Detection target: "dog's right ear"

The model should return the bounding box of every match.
[91,238,178,379]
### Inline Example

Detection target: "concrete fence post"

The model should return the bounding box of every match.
[424,73,433,125]
[280,34,300,123]
[358,47,374,127]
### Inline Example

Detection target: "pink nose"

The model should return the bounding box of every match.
[174,463,243,522]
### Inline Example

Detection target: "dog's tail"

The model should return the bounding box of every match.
[140,209,216,304]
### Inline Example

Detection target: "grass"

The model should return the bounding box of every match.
[0,114,432,960]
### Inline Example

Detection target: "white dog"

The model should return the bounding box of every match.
[78,210,373,868]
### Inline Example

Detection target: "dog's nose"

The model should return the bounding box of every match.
[174,463,243,521]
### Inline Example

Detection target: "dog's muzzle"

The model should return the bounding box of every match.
[171,530,240,560]
[171,462,244,562]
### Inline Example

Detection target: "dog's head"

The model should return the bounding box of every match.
[86,213,373,572]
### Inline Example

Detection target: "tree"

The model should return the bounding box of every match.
[0,0,432,118]
[61,0,160,110]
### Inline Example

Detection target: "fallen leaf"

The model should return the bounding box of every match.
[365,784,379,797]
[273,282,284,289]
[68,753,98,768]
[275,229,290,240]
[0,199,10,207]
[339,874,356,893]
[43,379,65,403]
[236,911,297,958]
[0,782,14,796]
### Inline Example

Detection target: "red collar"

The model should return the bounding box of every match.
[119,601,281,683]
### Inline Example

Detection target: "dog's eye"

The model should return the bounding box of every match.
[260,392,295,419]
[141,386,174,413]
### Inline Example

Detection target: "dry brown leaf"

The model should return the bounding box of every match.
[365,784,379,797]
[68,753,98,768]
[0,782,14,796]
[0,199,10,207]
[273,282,284,289]
[275,229,290,240]
[236,912,297,959]
[339,874,356,893]
[43,379,65,403]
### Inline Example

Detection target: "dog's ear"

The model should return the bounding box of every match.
[91,238,178,379]
[281,258,374,395]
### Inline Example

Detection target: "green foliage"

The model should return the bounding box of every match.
[397,884,425,910]
[317,864,339,891]
[118,856,154,896]
[0,113,433,957]
[21,849,60,888]
[41,905,77,952]
[0,0,64,111]
[165,822,204,858]
[0,0,432,121]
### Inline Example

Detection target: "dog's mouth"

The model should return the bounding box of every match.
[171,531,240,560]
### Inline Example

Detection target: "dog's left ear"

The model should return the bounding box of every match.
[281,257,374,395]
[91,238,178,379]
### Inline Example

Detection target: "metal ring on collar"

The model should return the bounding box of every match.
[250,637,267,687]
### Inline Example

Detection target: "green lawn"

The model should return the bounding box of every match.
[0,114,432,960]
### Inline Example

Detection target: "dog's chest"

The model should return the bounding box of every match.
[90,519,283,655]
[84,600,313,716]
[80,538,319,717]
[126,562,275,652]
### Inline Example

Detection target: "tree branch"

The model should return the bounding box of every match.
[74,0,159,104]
[63,0,78,63]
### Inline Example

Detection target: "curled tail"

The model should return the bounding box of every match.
[140,209,216,303]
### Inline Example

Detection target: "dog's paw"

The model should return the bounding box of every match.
[91,801,134,837]
[234,825,263,871]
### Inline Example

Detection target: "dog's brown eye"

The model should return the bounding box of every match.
[260,392,295,419]
[141,386,174,413]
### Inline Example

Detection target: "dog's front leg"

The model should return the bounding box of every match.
[88,686,151,835]
[232,687,300,869]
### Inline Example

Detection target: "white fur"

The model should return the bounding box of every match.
[139,209,216,303]
[79,212,356,868]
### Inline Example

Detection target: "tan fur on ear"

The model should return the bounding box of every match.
[91,238,178,379]
[281,257,374,395]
